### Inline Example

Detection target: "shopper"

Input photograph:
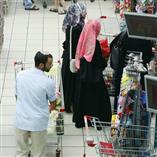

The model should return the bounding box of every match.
[111,30,153,111]
[61,2,87,113]
[23,0,40,10]
[15,51,56,157]
[73,20,112,128]
[49,0,67,15]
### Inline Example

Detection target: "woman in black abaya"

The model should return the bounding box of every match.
[73,20,112,128]
[61,2,87,113]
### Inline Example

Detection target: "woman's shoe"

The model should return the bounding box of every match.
[49,8,58,12]
[25,5,39,11]
[58,10,66,15]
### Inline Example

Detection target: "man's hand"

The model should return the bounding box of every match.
[49,100,57,112]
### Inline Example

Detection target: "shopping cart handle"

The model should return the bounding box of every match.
[86,138,96,147]
[57,60,61,64]
[84,115,92,120]
[100,16,107,19]
[60,108,65,112]
[13,61,23,66]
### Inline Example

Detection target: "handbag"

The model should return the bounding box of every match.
[69,26,78,73]
[110,44,120,70]
[47,110,59,135]
[110,31,127,70]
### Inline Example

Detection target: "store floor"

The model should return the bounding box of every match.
[0,0,120,156]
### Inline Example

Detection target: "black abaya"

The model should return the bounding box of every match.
[73,40,112,128]
[61,25,83,113]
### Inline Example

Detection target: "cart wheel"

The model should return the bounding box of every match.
[56,149,60,157]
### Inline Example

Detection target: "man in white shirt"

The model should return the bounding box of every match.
[15,51,56,157]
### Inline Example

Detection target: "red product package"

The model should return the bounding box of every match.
[99,38,110,59]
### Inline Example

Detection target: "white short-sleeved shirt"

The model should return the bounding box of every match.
[15,67,56,131]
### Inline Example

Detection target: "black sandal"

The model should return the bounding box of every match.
[58,10,66,15]
[49,8,58,12]
[25,5,39,11]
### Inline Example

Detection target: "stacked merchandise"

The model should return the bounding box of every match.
[135,0,157,14]
[119,0,134,31]
[112,53,151,156]
[0,0,4,53]
[120,0,132,15]
[113,0,133,13]
[119,0,157,31]
[112,0,137,14]
[113,0,120,13]
[116,53,149,126]
[119,0,156,15]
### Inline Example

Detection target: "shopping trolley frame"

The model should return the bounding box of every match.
[84,115,156,157]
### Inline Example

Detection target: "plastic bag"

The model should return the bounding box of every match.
[47,110,59,135]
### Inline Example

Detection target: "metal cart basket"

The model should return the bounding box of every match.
[84,115,156,157]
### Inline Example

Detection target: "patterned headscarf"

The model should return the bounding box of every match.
[62,2,87,32]
[75,20,101,69]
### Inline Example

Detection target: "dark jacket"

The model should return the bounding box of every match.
[111,31,153,110]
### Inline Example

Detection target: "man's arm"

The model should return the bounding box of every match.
[46,78,57,112]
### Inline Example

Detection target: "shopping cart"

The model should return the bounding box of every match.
[14,60,65,157]
[84,115,156,157]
